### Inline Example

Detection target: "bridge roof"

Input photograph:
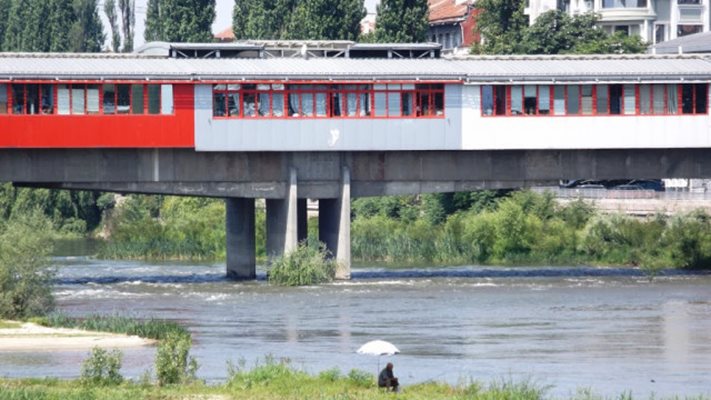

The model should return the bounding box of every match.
[0,53,710,83]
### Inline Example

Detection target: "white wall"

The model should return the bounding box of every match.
[461,85,711,150]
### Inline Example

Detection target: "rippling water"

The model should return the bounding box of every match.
[2,257,711,398]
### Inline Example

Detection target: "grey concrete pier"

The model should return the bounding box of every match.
[225,197,256,280]
[266,168,299,261]
[318,167,351,280]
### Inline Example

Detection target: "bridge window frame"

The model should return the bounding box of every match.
[481,83,709,117]
[1,82,174,117]
[211,82,445,120]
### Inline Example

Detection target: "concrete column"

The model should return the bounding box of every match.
[266,168,298,260]
[225,197,256,280]
[318,167,351,280]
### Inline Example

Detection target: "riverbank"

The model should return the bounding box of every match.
[0,320,154,351]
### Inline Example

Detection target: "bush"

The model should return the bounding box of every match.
[0,212,55,319]
[155,331,198,386]
[267,242,336,286]
[80,347,123,386]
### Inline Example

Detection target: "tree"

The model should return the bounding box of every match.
[144,0,162,41]
[2,0,31,51]
[0,0,10,50]
[70,0,105,52]
[0,212,55,319]
[374,0,429,43]
[48,0,75,52]
[119,0,135,52]
[144,0,216,43]
[283,0,365,41]
[521,11,646,54]
[105,0,121,52]
[472,0,528,54]
[22,0,51,51]
[232,0,296,40]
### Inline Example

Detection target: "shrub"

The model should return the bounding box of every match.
[268,242,336,286]
[346,369,373,388]
[155,331,198,386]
[80,347,123,386]
[0,211,55,319]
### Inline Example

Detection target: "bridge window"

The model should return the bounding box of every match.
[482,83,707,117]
[0,84,6,114]
[212,83,444,119]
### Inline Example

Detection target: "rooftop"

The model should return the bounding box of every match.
[650,32,711,55]
[0,48,709,83]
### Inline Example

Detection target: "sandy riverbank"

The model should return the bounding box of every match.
[0,321,155,351]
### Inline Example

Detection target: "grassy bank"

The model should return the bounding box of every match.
[2,360,708,400]
[96,191,711,272]
[31,314,190,341]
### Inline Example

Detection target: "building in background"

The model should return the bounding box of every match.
[525,0,710,45]
[428,0,480,52]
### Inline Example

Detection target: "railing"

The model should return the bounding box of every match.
[532,187,711,201]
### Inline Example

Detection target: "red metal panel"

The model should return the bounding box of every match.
[0,84,194,148]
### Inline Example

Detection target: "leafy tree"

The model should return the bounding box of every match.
[283,0,366,41]
[22,0,51,51]
[48,0,75,52]
[2,0,31,51]
[472,0,528,54]
[0,212,55,319]
[145,0,162,41]
[70,0,105,52]
[0,0,10,50]
[232,0,296,40]
[105,0,121,52]
[119,0,135,51]
[144,0,216,43]
[374,0,429,43]
[521,11,645,54]
[473,5,646,55]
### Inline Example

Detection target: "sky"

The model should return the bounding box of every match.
[106,0,380,49]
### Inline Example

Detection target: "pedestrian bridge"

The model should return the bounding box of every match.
[1,41,711,279]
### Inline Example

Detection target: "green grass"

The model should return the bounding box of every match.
[0,320,21,329]
[30,314,190,341]
[1,370,709,400]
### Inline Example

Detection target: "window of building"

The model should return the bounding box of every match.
[148,84,161,114]
[677,24,702,37]
[602,0,647,8]
[678,0,701,4]
[0,84,7,114]
[132,85,144,114]
[654,24,667,44]
[681,84,708,114]
[481,83,706,117]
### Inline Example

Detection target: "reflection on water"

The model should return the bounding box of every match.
[1,258,711,398]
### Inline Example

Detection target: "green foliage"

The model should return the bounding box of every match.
[0,212,55,319]
[80,347,124,386]
[104,0,121,52]
[232,0,296,40]
[38,314,190,341]
[99,195,226,260]
[0,0,9,51]
[69,0,105,52]
[474,6,646,55]
[144,0,215,42]
[155,331,198,386]
[374,0,429,43]
[282,0,366,41]
[267,242,336,286]
[0,184,103,236]
[346,368,373,388]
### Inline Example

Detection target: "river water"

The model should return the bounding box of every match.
[2,255,711,398]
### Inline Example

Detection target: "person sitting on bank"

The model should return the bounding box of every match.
[378,362,399,392]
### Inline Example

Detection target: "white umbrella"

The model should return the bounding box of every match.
[357,340,400,356]
[357,340,399,374]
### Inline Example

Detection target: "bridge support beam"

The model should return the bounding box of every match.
[298,199,308,243]
[266,168,299,261]
[319,167,351,280]
[225,197,256,280]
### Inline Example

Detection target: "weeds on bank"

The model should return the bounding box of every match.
[30,314,189,341]
[267,242,336,286]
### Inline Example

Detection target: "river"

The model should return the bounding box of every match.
[1,255,710,398]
